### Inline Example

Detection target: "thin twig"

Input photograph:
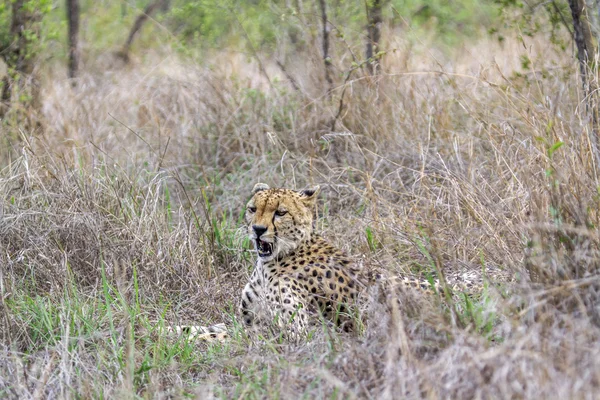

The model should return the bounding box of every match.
[275,59,301,92]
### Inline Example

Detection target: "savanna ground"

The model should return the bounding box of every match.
[1,1,600,398]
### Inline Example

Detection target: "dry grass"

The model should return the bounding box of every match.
[1,29,600,399]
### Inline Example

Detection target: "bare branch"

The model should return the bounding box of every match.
[67,0,80,83]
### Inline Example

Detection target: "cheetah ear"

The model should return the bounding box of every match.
[252,183,270,194]
[298,185,320,201]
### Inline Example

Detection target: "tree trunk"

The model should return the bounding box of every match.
[1,1,43,113]
[67,0,80,83]
[9,0,42,75]
[365,0,382,75]
[318,0,333,94]
[119,0,168,63]
[568,0,595,86]
[568,0,600,169]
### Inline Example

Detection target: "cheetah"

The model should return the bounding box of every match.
[171,183,511,341]
[173,183,363,340]
[239,183,364,336]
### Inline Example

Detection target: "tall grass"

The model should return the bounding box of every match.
[1,28,599,398]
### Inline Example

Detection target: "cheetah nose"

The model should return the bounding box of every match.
[252,225,268,238]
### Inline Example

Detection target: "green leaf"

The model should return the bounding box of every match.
[547,141,564,158]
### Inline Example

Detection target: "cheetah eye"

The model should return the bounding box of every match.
[247,206,257,213]
[275,210,288,217]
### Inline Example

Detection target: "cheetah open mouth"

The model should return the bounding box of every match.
[256,239,274,257]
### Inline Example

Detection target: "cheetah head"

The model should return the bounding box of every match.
[246,183,320,261]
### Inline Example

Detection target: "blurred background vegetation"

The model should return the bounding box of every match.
[0,0,588,156]
[0,0,499,57]
[0,0,575,78]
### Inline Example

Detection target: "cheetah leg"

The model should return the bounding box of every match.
[167,323,230,341]
[239,277,310,341]
[239,280,262,328]
[275,301,310,342]
[269,280,310,341]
